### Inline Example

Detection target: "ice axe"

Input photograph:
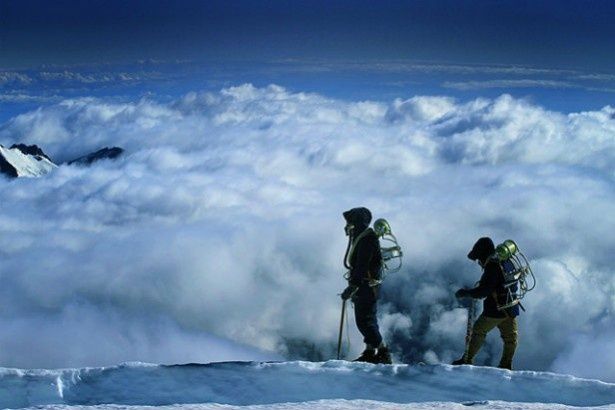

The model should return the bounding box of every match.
[464,298,477,360]
[457,281,479,360]
[336,298,346,360]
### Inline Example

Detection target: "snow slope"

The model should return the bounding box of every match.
[0,144,56,177]
[1,361,614,409]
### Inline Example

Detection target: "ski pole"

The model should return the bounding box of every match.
[337,299,346,360]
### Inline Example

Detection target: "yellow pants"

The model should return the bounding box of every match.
[466,314,518,369]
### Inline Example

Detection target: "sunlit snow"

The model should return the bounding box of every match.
[0,145,56,177]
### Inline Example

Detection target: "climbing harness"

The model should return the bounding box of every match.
[490,240,536,311]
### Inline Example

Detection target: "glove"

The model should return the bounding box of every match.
[455,288,470,299]
[341,285,358,300]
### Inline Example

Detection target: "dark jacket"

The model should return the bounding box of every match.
[466,237,520,318]
[467,260,519,318]
[343,208,382,286]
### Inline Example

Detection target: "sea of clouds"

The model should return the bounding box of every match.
[0,85,613,380]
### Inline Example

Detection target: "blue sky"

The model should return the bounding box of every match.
[1,0,615,115]
[3,0,615,69]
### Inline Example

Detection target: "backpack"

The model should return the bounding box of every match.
[373,218,403,279]
[490,240,535,310]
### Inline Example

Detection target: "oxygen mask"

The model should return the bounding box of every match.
[344,223,355,237]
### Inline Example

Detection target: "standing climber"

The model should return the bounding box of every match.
[340,207,392,364]
[453,237,519,370]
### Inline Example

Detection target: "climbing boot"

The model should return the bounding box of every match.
[375,346,392,364]
[353,348,377,363]
[452,357,470,365]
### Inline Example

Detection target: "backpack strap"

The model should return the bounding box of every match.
[345,228,375,270]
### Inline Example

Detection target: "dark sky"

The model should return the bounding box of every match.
[1,0,615,70]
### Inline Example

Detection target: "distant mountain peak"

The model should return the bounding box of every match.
[0,144,57,178]
[67,146,124,166]
[10,143,53,162]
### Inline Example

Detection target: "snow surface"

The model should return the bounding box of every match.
[21,401,615,410]
[0,145,56,177]
[1,361,614,410]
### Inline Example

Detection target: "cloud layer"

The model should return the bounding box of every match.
[0,85,613,380]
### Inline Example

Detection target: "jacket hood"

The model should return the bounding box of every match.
[467,237,495,263]
[343,207,372,232]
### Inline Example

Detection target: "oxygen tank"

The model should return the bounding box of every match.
[492,239,535,311]
[373,218,392,237]
[373,218,403,273]
[495,239,518,261]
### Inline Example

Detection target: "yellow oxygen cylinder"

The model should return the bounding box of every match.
[496,239,518,261]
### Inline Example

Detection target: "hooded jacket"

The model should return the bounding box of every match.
[343,207,382,286]
[466,237,520,318]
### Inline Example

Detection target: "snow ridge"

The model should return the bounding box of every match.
[0,144,56,178]
[1,361,614,409]
[66,146,124,166]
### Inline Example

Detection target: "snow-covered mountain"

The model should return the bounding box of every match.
[2,361,614,409]
[67,146,124,166]
[0,144,125,178]
[0,144,56,178]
